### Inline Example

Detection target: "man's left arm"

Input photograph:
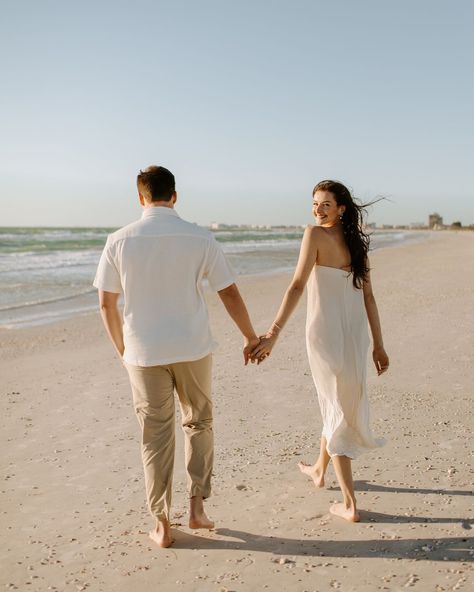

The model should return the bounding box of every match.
[98,290,124,357]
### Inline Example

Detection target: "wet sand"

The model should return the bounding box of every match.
[1,231,473,591]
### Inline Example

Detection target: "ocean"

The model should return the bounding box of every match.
[0,225,427,329]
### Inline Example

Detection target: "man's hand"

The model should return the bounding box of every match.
[218,284,259,365]
[250,332,279,364]
[243,337,261,365]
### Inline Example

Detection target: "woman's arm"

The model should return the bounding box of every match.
[363,267,389,375]
[251,226,318,361]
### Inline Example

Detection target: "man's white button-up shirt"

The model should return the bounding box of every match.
[93,207,235,366]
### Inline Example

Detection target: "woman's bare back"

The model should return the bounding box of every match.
[311,225,352,270]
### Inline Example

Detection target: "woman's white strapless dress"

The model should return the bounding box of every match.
[306,265,384,459]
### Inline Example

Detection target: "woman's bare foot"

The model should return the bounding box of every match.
[149,518,173,548]
[298,462,325,488]
[329,502,360,522]
[189,496,215,530]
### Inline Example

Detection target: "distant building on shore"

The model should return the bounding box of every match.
[428,213,444,229]
[210,222,234,230]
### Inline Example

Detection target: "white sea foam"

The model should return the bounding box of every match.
[0,249,100,273]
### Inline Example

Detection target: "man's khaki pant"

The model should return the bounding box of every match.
[125,354,213,521]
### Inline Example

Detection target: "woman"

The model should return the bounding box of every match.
[251,180,389,522]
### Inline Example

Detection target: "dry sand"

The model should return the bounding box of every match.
[1,231,473,591]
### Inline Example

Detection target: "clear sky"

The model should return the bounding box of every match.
[1,0,473,227]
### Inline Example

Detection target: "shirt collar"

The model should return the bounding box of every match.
[141,206,180,219]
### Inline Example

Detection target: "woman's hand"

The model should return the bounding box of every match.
[373,346,389,375]
[243,336,261,365]
[251,332,279,364]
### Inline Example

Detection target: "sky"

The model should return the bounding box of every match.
[1,0,473,227]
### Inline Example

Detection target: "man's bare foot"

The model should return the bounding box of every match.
[329,502,360,522]
[189,496,215,529]
[189,513,215,529]
[149,518,173,548]
[298,461,325,488]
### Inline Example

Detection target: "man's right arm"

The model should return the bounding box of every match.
[217,283,260,365]
[98,290,124,358]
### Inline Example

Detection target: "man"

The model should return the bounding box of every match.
[93,165,259,548]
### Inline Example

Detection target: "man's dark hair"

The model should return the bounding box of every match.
[137,166,175,202]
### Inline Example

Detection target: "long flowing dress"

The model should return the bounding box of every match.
[306,265,384,459]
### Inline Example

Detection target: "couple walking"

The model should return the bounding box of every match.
[94,165,389,548]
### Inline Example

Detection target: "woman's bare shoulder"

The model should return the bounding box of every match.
[304,224,327,241]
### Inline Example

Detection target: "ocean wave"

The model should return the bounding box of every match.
[0,288,97,312]
[0,249,101,273]
[0,239,107,254]
[221,239,302,253]
[0,302,98,329]
[0,227,112,253]
[215,231,304,243]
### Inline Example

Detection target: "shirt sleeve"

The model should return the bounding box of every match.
[93,237,123,294]
[205,236,236,292]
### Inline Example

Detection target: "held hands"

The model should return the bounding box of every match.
[243,336,261,365]
[249,331,279,364]
[242,329,280,365]
[373,346,389,376]
[246,322,282,364]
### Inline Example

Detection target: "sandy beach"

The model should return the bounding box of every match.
[1,231,473,591]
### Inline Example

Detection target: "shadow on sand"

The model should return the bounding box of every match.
[332,480,474,498]
[169,528,473,562]
[165,480,473,560]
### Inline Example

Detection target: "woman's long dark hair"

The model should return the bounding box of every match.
[313,180,375,289]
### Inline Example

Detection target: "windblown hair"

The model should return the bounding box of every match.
[313,180,373,289]
[137,165,175,202]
